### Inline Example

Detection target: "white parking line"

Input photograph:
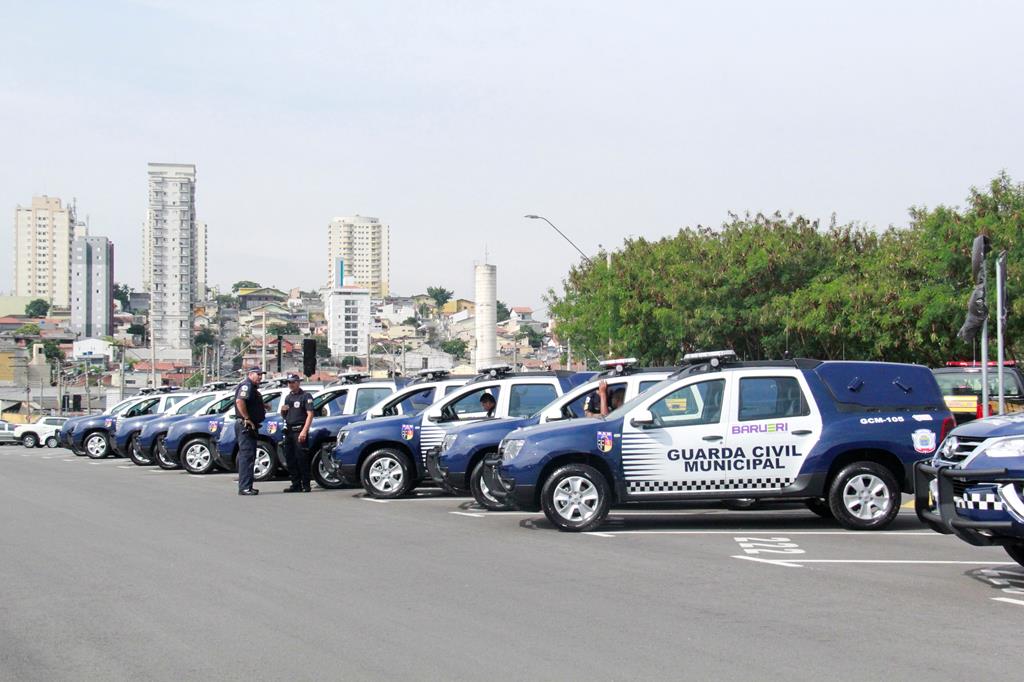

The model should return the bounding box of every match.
[732,555,1017,569]
[992,597,1024,607]
[592,530,938,536]
[449,511,486,518]
[62,458,77,462]
[358,496,390,504]
[117,465,134,469]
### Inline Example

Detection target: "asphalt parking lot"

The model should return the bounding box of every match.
[1,447,1021,681]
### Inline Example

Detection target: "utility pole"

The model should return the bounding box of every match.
[119,345,125,401]
[202,345,208,385]
[261,311,267,374]
[996,252,1008,414]
[83,360,91,414]
[150,311,157,388]
[56,360,62,416]
[567,339,572,371]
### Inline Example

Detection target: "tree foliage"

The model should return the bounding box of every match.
[426,286,454,311]
[25,299,49,317]
[267,322,300,335]
[440,339,468,359]
[14,323,40,337]
[112,283,132,311]
[231,280,261,292]
[496,300,511,322]
[547,173,1024,367]
[194,327,217,347]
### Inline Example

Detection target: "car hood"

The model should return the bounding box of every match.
[118,414,163,430]
[141,414,191,433]
[951,413,1024,439]
[74,415,117,431]
[447,416,534,438]
[507,416,609,443]
[342,413,408,436]
[169,414,225,436]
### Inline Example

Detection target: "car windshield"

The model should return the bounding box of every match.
[935,371,1024,397]
[605,377,678,421]
[173,394,218,416]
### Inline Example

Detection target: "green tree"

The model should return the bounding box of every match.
[42,340,64,361]
[215,293,238,307]
[340,355,361,367]
[231,280,261,293]
[112,283,133,311]
[14,323,41,337]
[520,326,544,349]
[440,339,468,359]
[426,286,454,311]
[401,316,419,326]
[313,336,331,358]
[194,327,217,347]
[496,300,511,322]
[127,323,146,337]
[267,322,300,335]
[25,299,49,317]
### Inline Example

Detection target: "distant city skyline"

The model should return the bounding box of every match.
[2,1,1023,314]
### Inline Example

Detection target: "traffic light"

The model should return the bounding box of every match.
[276,334,283,373]
[303,338,317,377]
[958,235,992,343]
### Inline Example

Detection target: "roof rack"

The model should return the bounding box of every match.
[331,372,371,385]
[476,364,513,379]
[598,357,639,375]
[412,368,451,383]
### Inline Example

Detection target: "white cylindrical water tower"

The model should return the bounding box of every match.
[474,264,498,370]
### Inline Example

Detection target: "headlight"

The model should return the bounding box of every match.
[982,437,1024,458]
[501,439,525,462]
[935,436,957,461]
[442,434,458,452]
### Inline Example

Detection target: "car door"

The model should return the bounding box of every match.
[725,370,822,490]
[620,376,732,497]
[419,383,502,464]
[502,380,560,419]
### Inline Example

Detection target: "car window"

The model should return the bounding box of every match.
[935,371,1024,398]
[43,418,63,425]
[650,379,725,426]
[165,396,188,409]
[561,380,628,418]
[313,389,348,417]
[446,386,501,419]
[508,383,559,418]
[444,384,463,396]
[174,395,215,416]
[263,392,284,412]
[125,398,160,417]
[639,380,661,393]
[386,387,435,416]
[738,376,809,421]
[354,387,392,414]
[204,396,235,414]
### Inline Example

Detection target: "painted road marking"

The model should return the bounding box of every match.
[63,458,77,462]
[358,496,390,504]
[591,530,937,536]
[117,465,134,469]
[732,556,1017,569]
[449,511,486,518]
[992,597,1024,607]
[734,536,805,558]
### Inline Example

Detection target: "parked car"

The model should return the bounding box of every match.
[430,360,670,509]
[69,391,193,459]
[486,351,954,532]
[932,361,1024,425]
[118,391,236,466]
[15,416,70,448]
[0,421,20,445]
[915,412,1024,568]
[331,366,592,499]
[58,396,144,454]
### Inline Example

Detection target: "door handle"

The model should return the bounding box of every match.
[792,430,813,436]
[702,435,723,442]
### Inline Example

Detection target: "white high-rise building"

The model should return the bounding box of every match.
[325,286,371,359]
[195,221,208,301]
[144,163,197,362]
[12,195,87,306]
[327,216,390,298]
[71,236,114,338]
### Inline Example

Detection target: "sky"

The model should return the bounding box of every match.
[2,0,1022,316]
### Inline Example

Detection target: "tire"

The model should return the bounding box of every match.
[84,432,110,459]
[470,459,509,511]
[540,463,611,532]
[21,433,39,449]
[45,436,58,448]
[126,434,153,466]
[312,445,347,489]
[154,435,180,470]
[805,498,834,519]
[360,448,413,498]
[1005,543,1024,568]
[827,462,901,530]
[181,437,216,474]
[252,442,277,482]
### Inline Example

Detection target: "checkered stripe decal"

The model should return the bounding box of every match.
[954,492,1004,511]
[628,477,794,494]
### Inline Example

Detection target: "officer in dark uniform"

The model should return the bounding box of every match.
[235,366,266,496]
[280,373,314,493]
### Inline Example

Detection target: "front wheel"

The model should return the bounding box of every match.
[828,462,900,530]
[1005,543,1024,568]
[312,446,347,489]
[361,449,413,498]
[540,464,611,532]
[470,459,509,511]
[45,436,58,448]
[252,442,277,482]
[84,432,110,459]
[21,433,39,449]
[154,435,180,470]
[127,434,153,466]
[181,437,216,474]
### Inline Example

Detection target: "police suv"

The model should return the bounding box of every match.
[113,384,232,464]
[310,370,470,488]
[331,365,592,499]
[70,388,194,459]
[429,359,670,509]
[486,351,953,532]
[127,390,237,466]
[915,413,1024,567]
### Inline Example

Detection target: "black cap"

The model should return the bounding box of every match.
[247,366,266,374]
[286,373,301,382]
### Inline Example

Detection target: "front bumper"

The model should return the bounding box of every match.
[426,446,467,493]
[914,461,1022,546]
[481,456,538,511]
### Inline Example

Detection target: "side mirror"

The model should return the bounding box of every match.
[368,407,384,419]
[630,409,656,429]
[540,406,564,423]
[426,407,444,423]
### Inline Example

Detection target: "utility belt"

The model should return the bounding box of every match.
[283,424,306,432]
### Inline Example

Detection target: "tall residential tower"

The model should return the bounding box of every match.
[327,216,390,298]
[12,195,86,306]
[70,236,114,338]
[144,163,197,362]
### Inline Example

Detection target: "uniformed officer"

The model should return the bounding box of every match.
[235,366,266,496]
[479,393,496,418]
[280,373,314,493]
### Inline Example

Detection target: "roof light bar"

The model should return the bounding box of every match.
[599,357,639,374]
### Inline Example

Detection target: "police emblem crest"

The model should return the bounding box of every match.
[208,420,219,433]
[597,431,613,453]
[401,424,415,440]
[912,429,936,454]
[268,422,278,434]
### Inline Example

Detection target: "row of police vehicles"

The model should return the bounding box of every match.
[50,351,1024,567]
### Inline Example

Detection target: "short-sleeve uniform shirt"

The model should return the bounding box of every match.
[236,378,266,425]
[282,390,314,427]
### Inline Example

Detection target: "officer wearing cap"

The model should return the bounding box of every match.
[280,373,314,493]
[235,366,266,496]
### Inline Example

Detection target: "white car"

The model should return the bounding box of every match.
[15,416,71,448]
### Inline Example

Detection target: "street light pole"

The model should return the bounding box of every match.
[524,215,593,265]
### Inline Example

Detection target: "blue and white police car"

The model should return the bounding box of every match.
[915,413,1024,567]
[486,351,954,532]
[331,365,593,499]
[429,359,670,509]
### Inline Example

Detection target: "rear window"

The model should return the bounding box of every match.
[508,384,558,418]
[739,377,810,421]
[354,387,392,414]
[934,371,1023,398]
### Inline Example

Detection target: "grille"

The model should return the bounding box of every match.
[944,436,986,463]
